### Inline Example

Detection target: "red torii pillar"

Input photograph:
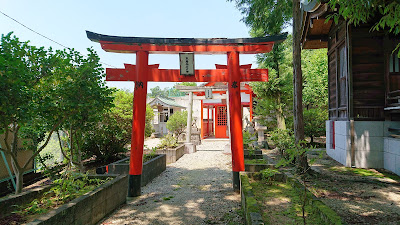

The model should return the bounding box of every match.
[129,51,148,196]
[86,31,286,197]
[227,51,244,189]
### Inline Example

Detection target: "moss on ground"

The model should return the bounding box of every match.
[329,166,400,181]
[249,179,325,225]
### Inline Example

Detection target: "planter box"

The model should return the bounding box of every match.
[155,144,185,164]
[30,174,128,225]
[0,184,52,217]
[102,154,166,187]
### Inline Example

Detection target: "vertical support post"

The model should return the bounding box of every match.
[200,100,204,139]
[186,92,193,143]
[128,51,148,197]
[207,106,210,136]
[185,91,196,153]
[250,92,253,121]
[227,51,244,192]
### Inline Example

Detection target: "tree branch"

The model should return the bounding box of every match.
[23,116,67,169]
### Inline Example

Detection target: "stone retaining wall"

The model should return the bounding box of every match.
[0,184,52,217]
[104,154,166,187]
[30,174,128,225]
[156,144,185,164]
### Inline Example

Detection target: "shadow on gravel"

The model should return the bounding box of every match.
[100,167,244,225]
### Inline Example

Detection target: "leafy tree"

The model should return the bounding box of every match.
[80,90,155,162]
[53,48,114,172]
[179,82,197,86]
[231,0,292,130]
[166,111,187,138]
[303,108,328,144]
[0,33,65,193]
[148,86,169,98]
[252,37,293,130]
[327,0,400,37]
[145,104,155,137]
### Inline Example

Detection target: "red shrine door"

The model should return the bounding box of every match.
[215,105,229,138]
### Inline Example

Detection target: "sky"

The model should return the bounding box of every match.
[0,0,286,92]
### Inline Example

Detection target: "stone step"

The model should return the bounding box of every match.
[244,149,262,155]
[245,164,275,172]
[244,154,263,159]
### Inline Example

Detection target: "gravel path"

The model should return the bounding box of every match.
[100,139,243,225]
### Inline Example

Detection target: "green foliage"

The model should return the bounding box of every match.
[260,168,280,184]
[166,111,187,138]
[243,130,256,149]
[327,0,400,36]
[148,86,169,98]
[80,90,154,162]
[145,104,155,137]
[270,129,295,158]
[179,82,197,86]
[303,108,328,143]
[302,49,328,108]
[231,0,292,35]
[157,134,178,149]
[17,171,110,216]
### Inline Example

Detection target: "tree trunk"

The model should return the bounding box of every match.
[293,0,309,173]
[276,92,286,130]
[10,157,23,194]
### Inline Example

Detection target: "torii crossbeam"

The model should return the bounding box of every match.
[87,31,286,197]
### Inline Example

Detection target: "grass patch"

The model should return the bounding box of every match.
[250,179,323,224]
[329,166,400,181]
[162,196,174,201]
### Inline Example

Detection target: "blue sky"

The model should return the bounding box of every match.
[1,1,286,92]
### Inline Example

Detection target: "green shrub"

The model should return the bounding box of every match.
[304,108,328,143]
[81,113,127,163]
[166,111,187,138]
[269,129,295,159]
[243,130,256,149]
[157,134,178,149]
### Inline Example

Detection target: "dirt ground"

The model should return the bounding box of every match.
[264,148,400,225]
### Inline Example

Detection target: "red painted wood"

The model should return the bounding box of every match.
[215,64,252,69]
[228,51,245,172]
[130,51,149,175]
[100,42,273,54]
[106,67,268,82]
[215,105,229,138]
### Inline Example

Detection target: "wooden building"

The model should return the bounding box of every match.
[301,0,400,176]
[148,96,185,137]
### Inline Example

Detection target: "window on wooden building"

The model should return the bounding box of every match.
[389,50,399,73]
[338,45,347,107]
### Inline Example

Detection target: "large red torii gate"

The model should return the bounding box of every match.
[87,31,286,197]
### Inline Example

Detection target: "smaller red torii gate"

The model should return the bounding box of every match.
[87,31,286,197]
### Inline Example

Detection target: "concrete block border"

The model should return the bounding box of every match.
[0,184,53,217]
[155,144,185,164]
[240,173,264,225]
[29,174,128,225]
[103,154,166,187]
